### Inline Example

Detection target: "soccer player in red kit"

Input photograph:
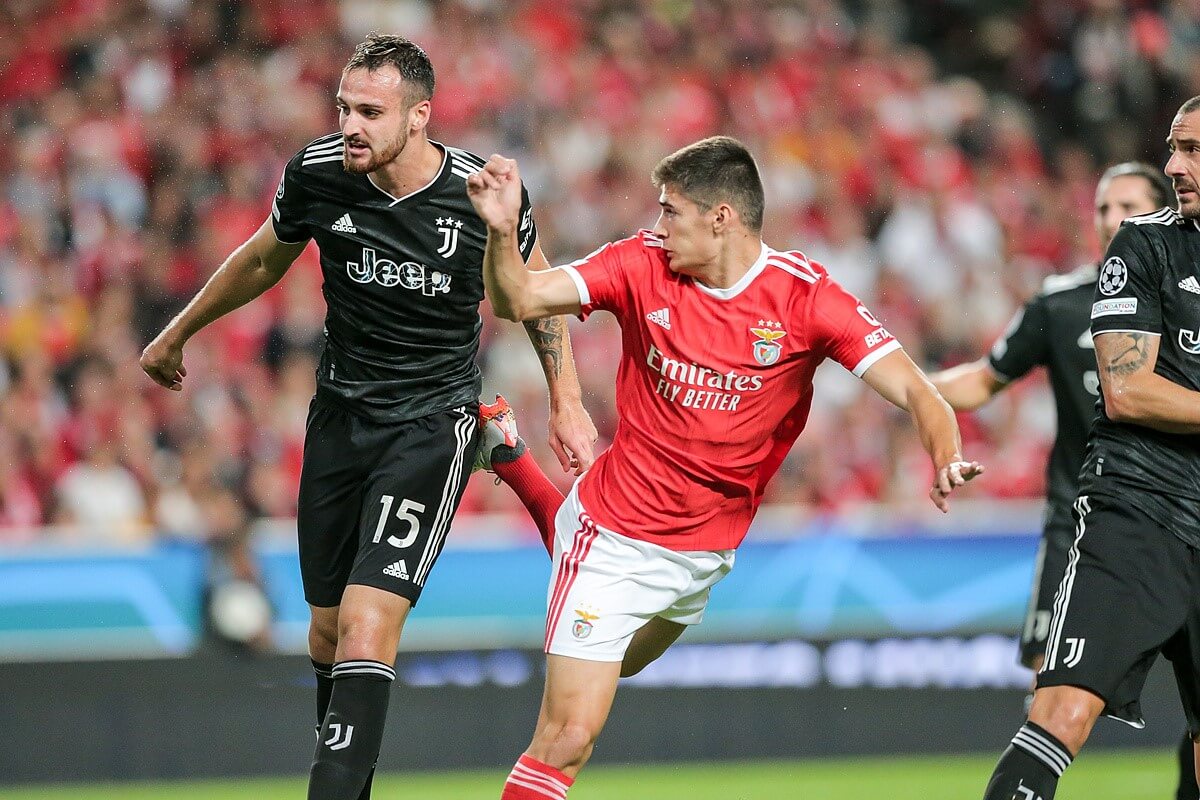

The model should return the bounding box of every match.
[467,136,983,798]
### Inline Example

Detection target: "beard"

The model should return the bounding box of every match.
[343,131,408,174]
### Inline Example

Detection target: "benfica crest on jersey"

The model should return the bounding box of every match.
[750,322,787,366]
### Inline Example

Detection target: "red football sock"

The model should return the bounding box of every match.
[494,451,564,555]
[500,754,574,799]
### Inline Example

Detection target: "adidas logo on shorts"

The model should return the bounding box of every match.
[383,560,409,580]
[331,213,357,234]
[1180,276,1200,295]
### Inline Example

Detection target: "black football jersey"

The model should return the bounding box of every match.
[1084,207,1200,545]
[987,264,1099,516]
[272,134,538,421]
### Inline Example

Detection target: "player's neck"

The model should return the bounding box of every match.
[694,234,764,290]
[369,137,443,199]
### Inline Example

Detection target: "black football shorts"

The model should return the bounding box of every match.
[1037,491,1200,733]
[297,392,479,608]
[1019,504,1076,668]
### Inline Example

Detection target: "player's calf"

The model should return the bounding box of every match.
[981,686,1100,800]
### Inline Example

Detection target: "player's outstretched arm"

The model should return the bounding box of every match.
[140,218,307,390]
[861,349,984,513]
[520,245,598,474]
[1094,331,1200,433]
[467,156,583,321]
[928,359,1008,411]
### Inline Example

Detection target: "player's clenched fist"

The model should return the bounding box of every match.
[140,333,187,391]
[466,155,523,232]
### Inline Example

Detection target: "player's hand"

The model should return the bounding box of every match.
[549,398,598,476]
[929,459,984,513]
[466,155,523,233]
[140,331,187,391]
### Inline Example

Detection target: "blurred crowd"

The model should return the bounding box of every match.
[0,0,1196,547]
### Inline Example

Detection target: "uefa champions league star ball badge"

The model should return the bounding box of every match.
[1098,256,1128,296]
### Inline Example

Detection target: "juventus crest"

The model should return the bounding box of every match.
[436,216,462,258]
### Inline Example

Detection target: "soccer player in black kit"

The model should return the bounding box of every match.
[140,35,596,800]
[980,95,1200,800]
[933,162,1171,675]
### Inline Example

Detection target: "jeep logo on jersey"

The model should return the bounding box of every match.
[347,247,451,295]
[1180,326,1200,355]
[750,321,787,366]
[436,216,462,258]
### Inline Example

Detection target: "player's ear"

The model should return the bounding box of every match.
[408,99,431,134]
[712,202,735,235]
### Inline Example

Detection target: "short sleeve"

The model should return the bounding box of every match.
[1090,225,1163,337]
[809,275,903,377]
[271,156,312,244]
[987,296,1049,382]
[517,183,538,264]
[554,235,643,321]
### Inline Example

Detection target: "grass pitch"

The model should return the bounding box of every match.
[0,750,1177,799]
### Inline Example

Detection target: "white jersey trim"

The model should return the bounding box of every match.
[555,264,590,306]
[690,241,770,301]
[850,339,902,378]
[1090,328,1162,337]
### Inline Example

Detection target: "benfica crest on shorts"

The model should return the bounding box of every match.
[750,322,787,366]
[572,607,599,640]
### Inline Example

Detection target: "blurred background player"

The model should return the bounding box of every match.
[140,34,595,800]
[929,163,1195,799]
[981,96,1200,800]
[467,136,983,799]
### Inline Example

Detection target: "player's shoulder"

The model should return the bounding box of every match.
[439,142,489,183]
[289,132,346,173]
[1039,263,1098,298]
[764,247,825,286]
[1122,206,1185,228]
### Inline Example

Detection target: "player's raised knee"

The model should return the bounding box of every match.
[535,720,599,772]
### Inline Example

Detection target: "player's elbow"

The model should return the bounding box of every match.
[1101,385,1143,424]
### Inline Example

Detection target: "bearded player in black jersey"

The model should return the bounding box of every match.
[141,35,596,800]
[981,96,1200,800]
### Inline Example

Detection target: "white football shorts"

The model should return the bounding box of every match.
[544,482,735,662]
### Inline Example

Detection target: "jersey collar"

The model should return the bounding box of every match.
[689,241,770,301]
[365,142,450,207]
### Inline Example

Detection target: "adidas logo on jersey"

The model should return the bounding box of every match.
[331,214,357,234]
[1180,276,1200,295]
[646,308,671,330]
[383,560,409,580]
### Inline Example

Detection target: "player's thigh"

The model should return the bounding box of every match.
[297,395,368,607]
[622,617,687,677]
[1039,494,1192,726]
[1020,512,1075,667]
[540,653,623,733]
[347,404,479,606]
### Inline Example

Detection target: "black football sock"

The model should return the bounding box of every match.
[308,660,395,800]
[312,658,334,732]
[982,721,1072,800]
[313,659,378,798]
[1178,730,1199,800]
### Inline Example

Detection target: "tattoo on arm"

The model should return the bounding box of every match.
[1103,332,1150,377]
[524,317,564,378]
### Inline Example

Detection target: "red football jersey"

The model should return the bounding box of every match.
[557,230,902,551]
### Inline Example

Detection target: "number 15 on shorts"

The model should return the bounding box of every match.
[372,495,425,548]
